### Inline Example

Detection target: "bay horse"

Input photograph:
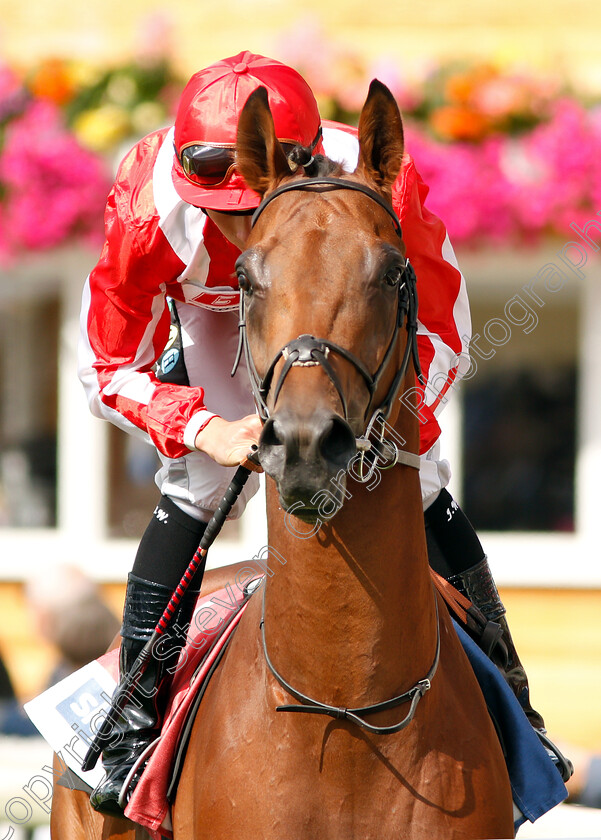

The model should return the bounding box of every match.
[51,81,514,839]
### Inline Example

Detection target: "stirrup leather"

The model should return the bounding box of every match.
[429,569,508,662]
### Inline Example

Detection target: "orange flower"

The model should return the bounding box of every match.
[444,65,497,106]
[444,73,475,105]
[430,105,490,142]
[28,59,76,106]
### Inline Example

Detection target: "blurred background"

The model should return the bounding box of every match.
[1,1,601,836]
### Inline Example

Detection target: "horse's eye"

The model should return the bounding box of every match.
[237,271,252,295]
[384,266,404,287]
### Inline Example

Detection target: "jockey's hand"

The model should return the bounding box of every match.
[194,414,262,466]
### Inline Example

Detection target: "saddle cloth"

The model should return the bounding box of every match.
[110,582,566,838]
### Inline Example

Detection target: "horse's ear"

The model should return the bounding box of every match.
[236,87,291,196]
[355,80,404,192]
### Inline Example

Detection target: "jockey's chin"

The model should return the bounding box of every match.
[205,208,253,252]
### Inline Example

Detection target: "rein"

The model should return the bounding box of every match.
[260,585,440,735]
[231,177,424,451]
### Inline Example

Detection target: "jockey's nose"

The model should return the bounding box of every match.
[258,409,357,510]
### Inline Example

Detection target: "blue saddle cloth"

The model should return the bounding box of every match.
[453,620,568,829]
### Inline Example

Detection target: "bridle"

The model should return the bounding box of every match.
[231,176,424,468]
[233,175,439,734]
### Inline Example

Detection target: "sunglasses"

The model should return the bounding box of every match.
[178,142,295,188]
[177,128,323,189]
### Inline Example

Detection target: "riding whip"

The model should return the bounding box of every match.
[82,446,262,772]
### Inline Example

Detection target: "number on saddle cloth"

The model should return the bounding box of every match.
[156,299,190,386]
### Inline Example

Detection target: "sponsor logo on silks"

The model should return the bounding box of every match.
[161,348,180,375]
[211,294,239,307]
[154,506,169,524]
[188,289,239,310]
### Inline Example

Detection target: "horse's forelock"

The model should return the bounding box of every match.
[287,146,343,179]
[311,155,343,177]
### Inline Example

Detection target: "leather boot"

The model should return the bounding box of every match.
[448,557,573,782]
[89,573,199,815]
[446,558,541,725]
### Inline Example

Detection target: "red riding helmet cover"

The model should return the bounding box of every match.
[171,51,322,210]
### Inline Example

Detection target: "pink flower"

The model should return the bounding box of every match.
[0,62,29,124]
[0,99,110,263]
[403,96,601,247]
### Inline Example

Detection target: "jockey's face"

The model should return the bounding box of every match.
[205,208,254,252]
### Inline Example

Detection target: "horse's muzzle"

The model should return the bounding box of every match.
[258,409,357,518]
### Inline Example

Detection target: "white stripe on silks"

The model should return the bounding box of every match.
[153,127,207,266]
[78,278,157,440]
[415,233,472,413]
[102,284,168,404]
[153,128,240,310]
[322,126,359,172]
[442,233,472,377]
[104,371,156,405]
[77,276,105,418]
[131,282,169,370]
[417,325,461,415]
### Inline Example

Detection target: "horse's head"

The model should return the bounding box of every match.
[235,80,419,520]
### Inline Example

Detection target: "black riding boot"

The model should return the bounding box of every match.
[425,489,573,781]
[446,557,543,726]
[89,573,199,815]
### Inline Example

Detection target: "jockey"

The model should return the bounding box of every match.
[78,50,568,814]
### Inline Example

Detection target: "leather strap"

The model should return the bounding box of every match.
[429,569,507,661]
[260,586,440,736]
[251,177,404,240]
[429,569,472,625]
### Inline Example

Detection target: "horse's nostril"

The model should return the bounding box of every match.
[260,417,283,449]
[318,416,357,469]
[259,411,356,483]
[259,416,299,476]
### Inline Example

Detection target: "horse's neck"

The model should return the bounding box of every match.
[263,464,437,708]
